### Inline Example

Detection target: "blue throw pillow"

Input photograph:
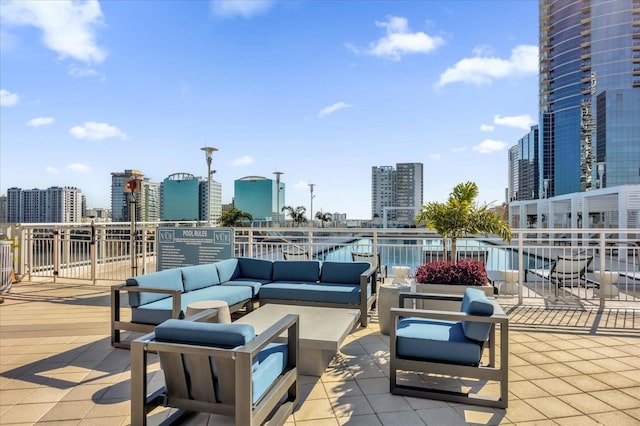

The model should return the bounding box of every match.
[460,288,494,342]
[320,261,369,284]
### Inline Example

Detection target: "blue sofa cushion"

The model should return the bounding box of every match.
[216,258,241,283]
[252,342,288,403]
[259,282,364,305]
[238,257,273,281]
[221,279,268,297]
[396,317,484,366]
[181,263,220,292]
[126,268,184,307]
[460,288,494,342]
[320,261,370,284]
[155,319,255,349]
[272,260,320,282]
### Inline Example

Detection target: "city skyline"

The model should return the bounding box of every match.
[0,0,539,219]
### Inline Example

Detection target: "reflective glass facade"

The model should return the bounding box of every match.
[540,0,640,195]
[234,176,283,222]
[161,173,199,221]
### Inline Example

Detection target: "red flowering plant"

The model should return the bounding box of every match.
[414,259,489,286]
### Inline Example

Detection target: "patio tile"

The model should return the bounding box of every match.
[554,415,603,425]
[502,399,548,423]
[590,371,640,388]
[537,362,582,377]
[590,410,640,425]
[38,400,95,422]
[329,395,374,417]
[0,402,56,423]
[337,414,382,425]
[510,365,550,380]
[293,398,335,421]
[355,377,389,395]
[558,392,616,414]
[561,374,613,392]
[323,379,363,399]
[509,380,551,399]
[525,396,582,418]
[530,377,582,395]
[364,392,412,413]
[590,389,640,409]
[378,410,425,425]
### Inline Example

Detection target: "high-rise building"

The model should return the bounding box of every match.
[0,195,7,224]
[5,187,83,223]
[234,176,284,223]
[371,163,423,226]
[111,170,144,222]
[200,178,222,225]
[508,126,540,201]
[539,0,640,196]
[140,181,161,222]
[161,173,200,221]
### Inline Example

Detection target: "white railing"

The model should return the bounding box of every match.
[6,223,640,309]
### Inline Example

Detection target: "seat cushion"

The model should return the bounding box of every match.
[181,263,220,292]
[460,288,494,342]
[238,257,273,281]
[126,268,184,307]
[259,282,364,305]
[320,261,370,284]
[272,261,320,282]
[396,317,484,366]
[221,279,268,297]
[252,342,288,403]
[155,319,255,349]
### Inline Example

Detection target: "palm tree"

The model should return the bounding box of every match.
[416,181,512,262]
[219,207,253,227]
[282,206,307,227]
[315,211,332,228]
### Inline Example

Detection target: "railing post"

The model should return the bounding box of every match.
[90,221,97,284]
[247,229,254,258]
[53,228,60,283]
[518,230,524,306]
[599,231,606,311]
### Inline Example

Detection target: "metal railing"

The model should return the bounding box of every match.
[6,223,640,309]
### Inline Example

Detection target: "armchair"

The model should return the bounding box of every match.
[131,310,299,425]
[390,288,509,408]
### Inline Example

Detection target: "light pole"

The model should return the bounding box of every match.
[308,183,315,228]
[543,178,549,199]
[597,162,605,189]
[201,146,218,225]
[273,171,284,227]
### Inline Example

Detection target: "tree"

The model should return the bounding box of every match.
[416,181,512,262]
[282,206,307,227]
[219,207,253,227]
[315,211,332,228]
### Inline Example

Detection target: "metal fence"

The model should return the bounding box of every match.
[6,223,640,309]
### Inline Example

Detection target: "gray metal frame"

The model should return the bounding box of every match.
[131,310,299,426]
[259,264,377,327]
[111,283,253,349]
[389,292,509,408]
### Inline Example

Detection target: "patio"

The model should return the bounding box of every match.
[2,279,640,425]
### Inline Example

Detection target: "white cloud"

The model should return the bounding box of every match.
[0,89,19,106]
[493,114,535,131]
[318,102,352,118]
[428,154,441,161]
[480,124,494,132]
[451,146,467,152]
[27,116,54,127]
[351,16,444,61]
[45,166,59,174]
[231,155,254,166]
[68,64,98,78]
[436,44,537,87]
[473,139,508,154]
[66,163,91,173]
[210,0,274,18]
[69,121,127,140]
[1,0,107,64]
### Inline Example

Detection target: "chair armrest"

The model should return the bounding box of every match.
[360,264,377,289]
[111,283,183,320]
[240,314,299,357]
[399,291,463,306]
[390,306,508,325]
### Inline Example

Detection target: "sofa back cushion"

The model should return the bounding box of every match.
[181,263,221,292]
[460,287,494,342]
[272,260,320,282]
[126,268,184,307]
[238,257,273,280]
[155,319,255,349]
[215,258,241,283]
[320,261,370,284]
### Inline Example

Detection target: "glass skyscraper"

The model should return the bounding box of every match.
[539,0,640,196]
[234,176,284,223]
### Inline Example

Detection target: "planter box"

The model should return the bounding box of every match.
[414,283,494,311]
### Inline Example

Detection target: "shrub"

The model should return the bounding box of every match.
[414,259,488,286]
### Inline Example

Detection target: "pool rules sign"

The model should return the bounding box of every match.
[157,227,234,270]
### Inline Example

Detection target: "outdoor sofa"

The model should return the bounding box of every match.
[112,257,377,348]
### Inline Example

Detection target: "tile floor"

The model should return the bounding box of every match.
[1,280,640,425]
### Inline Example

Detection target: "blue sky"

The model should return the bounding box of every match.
[0,0,539,219]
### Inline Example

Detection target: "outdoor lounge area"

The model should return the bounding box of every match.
[2,277,640,425]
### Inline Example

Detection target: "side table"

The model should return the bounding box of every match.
[378,283,410,335]
[593,271,620,297]
[185,300,231,323]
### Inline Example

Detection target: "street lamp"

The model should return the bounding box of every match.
[201,146,218,225]
[273,171,284,227]
[543,179,549,199]
[597,162,605,189]
[308,183,315,227]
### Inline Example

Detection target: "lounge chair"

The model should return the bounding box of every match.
[525,255,593,298]
[131,310,299,425]
[351,251,384,281]
[389,288,509,408]
[283,249,309,260]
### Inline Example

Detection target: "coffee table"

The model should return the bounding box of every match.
[234,304,360,376]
